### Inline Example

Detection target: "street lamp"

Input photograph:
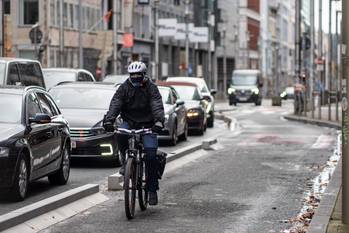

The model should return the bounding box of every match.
[221,25,227,98]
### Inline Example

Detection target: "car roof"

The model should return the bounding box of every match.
[50,82,117,90]
[167,77,204,82]
[42,68,88,73]
[0,57,40,63]
[233,69,260,75]
[159,81,198,87]
[0,85,46,94]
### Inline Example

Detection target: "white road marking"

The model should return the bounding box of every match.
[311,135,334,149]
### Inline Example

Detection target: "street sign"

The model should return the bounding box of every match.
[29,28,43,44]
[159,19,177,37]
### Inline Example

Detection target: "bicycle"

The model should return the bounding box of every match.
[116,128,152,220]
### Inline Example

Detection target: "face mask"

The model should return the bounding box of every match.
[130,74,145,87]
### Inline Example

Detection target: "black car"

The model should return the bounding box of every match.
[49,82,121,165]
[166,82,207,135]
[0,86,70,201]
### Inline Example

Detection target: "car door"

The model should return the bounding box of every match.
[25,91,53,180]
[172,89,186,135]
[36,92,62,172]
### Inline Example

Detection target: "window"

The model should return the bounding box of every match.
[50,0,56,26]
[7,63,21,85]
[74,5,79,29]
[4,0,10,14]
[63,2,68,27]
[78,72,93,81]
[27,92,42,119]
[56,0,61,26]
[18,62,45,87]
[69,3,74,28]
[20,0,39,25]
[36,92,56,117]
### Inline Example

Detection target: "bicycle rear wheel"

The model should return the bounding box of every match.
[124,157,137,219]
[138,160,148,211]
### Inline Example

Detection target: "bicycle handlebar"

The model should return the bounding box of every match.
[116,128,153,135]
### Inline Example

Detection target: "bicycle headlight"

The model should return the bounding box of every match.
[228,87,236,95]
[0,147,9,158]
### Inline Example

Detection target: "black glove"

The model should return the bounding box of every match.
[103,116,115,132]
[152,121,164,134]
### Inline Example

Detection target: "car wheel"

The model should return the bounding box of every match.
[179,122,188,141]
[10,154,29,201]
[207,113,214,128]
[48,146,70,185]
[169,123,178,146]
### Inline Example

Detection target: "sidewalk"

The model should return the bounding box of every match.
[326,188,349,233]
[284,104,341,130]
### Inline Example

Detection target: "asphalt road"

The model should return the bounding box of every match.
[40,100,338,233]
[0,118,227,216]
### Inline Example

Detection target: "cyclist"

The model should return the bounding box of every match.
[103,61,165,205]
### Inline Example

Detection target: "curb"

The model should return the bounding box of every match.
[283,115,341,130]
[108,138,218,190]
[0,184,99,232]
[308,159,342,233]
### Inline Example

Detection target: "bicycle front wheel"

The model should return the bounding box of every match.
[124,157,137,219]
[138,160,148,211]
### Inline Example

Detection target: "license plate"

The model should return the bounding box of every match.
[71,141,77,149]
[239,97,247,101]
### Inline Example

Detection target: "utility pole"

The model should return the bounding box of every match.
[222,26,227,98]
[113,0,119,75]
[336,10,342,123]
[207,11,212,88]
[185,0,190,76]
[329,0,333,121]
[154,0,159,80]
[318,0,323,119]
[295,0,301,114]
[59,0,64,67]
[1,0,4,57]
[78,0,83,68]
[310,0,315,118]
[342,0,349,224]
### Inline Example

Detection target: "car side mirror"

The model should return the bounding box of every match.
[29,113,51,124]
[176,100,185,106]
[210,89,217,95]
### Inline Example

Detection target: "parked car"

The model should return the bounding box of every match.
[102,74,128,84]
[280,86,295,100]
[42,68,96,90]
[0,86,70,201]
[0,58,46,88]
[49,82,121,165]
[167,77,216,127]
[227,69,263,106]
[157,84,188,145]
[165,82,207,135]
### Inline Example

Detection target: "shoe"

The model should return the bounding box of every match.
[119,164,125,176]
[149,192,158,206]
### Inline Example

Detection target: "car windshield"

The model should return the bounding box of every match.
[0,94,22,123]
[0,63,5,85]
[159,88,171,104]
[232,74,257,86]
[43,71,76,89]
[49,87,115,110]
[103,75,128,84]
[171,85,201,101]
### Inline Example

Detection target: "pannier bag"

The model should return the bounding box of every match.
[157,151,167,179]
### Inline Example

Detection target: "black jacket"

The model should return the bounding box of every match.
[105,79,165,128]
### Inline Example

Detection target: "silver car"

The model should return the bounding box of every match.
[157,85,188,146]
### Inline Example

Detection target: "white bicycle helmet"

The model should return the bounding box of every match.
[127,61,148,87]
[128,61,147,74]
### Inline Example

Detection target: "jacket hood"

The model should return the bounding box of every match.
[60,108,106,128]
[0,123,25,144]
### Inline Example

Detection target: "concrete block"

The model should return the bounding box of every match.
[108,173,123,191]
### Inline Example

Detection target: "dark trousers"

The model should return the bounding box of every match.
[117,122,159,192]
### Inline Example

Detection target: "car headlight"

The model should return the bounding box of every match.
[227,87,236,95]
[252,88,259,94]
[187,109,201,118]
[92,127,106,136]
[0,147,9,158]
[280,91,287,98]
